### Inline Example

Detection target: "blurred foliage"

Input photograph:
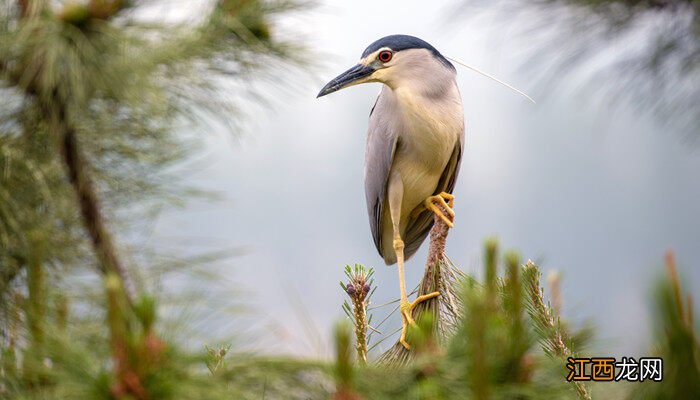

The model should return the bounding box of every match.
[0,0,305,306]
[2,227,699,398]
[632,252,700,399]
[466,0,699,137]
[331,242,699,400]
[0,0,307,398]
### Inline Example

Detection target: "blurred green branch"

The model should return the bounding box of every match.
[463,0,699,136]
[0,0,308,398]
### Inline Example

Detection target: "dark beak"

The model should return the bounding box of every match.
[317,64,375,98]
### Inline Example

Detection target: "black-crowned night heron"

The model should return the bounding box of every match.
[318,35,464,349]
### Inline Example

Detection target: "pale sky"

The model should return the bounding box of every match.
[147,0,700,358]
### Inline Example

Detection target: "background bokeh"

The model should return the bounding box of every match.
[147,0,700,358]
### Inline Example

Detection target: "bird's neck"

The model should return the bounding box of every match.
[380,81,463,142]
[387,72,457,102]
[386,77,461,117]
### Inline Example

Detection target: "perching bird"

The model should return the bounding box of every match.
[318,35,464,349]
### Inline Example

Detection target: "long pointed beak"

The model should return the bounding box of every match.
[317,64,375,98]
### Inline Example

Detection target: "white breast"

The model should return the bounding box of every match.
[392,84,463,226]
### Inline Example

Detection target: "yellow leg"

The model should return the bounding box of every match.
[394,234,440,350]
[388,173,442,349]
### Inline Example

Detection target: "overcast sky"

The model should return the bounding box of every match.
[147,0,700,358]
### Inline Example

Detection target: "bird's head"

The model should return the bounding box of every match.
[317,34,455,98]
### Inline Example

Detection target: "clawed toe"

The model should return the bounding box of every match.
[424,193,455,227]
[398,291,441,350]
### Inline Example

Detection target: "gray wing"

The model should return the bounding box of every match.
[402,131,465,261]
[365,92,398,258]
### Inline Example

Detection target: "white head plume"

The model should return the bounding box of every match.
[445,56,536,104]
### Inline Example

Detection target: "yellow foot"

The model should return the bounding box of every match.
[399,291,440,350]
[424,192,455,228]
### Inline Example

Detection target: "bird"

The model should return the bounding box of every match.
[317,34,464,350]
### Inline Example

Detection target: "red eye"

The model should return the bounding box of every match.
[378,50,393,63]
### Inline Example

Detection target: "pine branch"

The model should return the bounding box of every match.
[341,265,373,364]
[43,94,135,302]
[380,203,463,364]
[333,321,364,400]
[523,261,590,400]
